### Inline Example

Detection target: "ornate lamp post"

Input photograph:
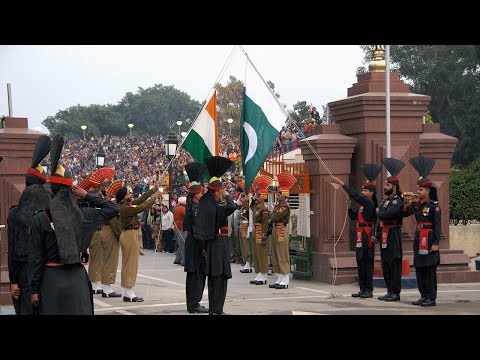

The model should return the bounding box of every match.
[164,133,179,210]
[80,125,87,140]
[227,118,233,136]
[96,147,106,168]
[128,123,134,137]
[176,120,183,136]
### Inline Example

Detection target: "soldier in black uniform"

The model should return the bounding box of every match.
[194,156,236,315]
[7,135,51,315]
[402,156,440,307]
[29,135,119,315]
[377,158,405,302]
[183,162,209,314]
[332,163,382,298]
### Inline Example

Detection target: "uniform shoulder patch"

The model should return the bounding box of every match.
[392,200,397,205]
[435,207,440,212]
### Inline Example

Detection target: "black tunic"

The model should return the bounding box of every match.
[29,194,118,315]
[344,185,376,261]
[403,200,441,267]
[377,194,404,261]
[184,199,205,273]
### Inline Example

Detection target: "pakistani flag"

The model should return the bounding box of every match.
[241,60,288,192]
[181,90,219,163]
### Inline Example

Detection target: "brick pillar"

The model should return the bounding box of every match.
[298,124,356,283]
[0,117,43,304]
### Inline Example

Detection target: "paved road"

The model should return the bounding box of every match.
[2,249,478,315]
[89,249,480,316]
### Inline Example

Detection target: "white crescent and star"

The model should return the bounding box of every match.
[243,122,257,164]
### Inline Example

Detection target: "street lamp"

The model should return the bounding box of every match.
[96,146,106,168]
[176,120,182,136]
[128,123,134,137]
[164,133,179,210]
[227,118,233,136]
[80,125,87,140]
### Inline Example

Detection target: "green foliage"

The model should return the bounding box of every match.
[291,101,310,124]
[215,76,243,136]
[42,84,201,137]
[425,111,433,124]
[360,45,480,167]
[449,160,480,224]
[215,76,279,136]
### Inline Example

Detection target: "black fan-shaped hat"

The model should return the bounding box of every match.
[49,135,73,188]
[205,156,232,191]
[382,157,405,185]
[409,155,436,188]
[360,163,382,191]
[186,162,206,194]
[26,135,51,185]
[185,162,206,183]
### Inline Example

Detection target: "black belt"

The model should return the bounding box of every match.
[358,223,373,227]
[416,224,433,229]
[124,226,140,230]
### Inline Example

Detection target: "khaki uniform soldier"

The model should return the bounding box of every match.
[269,173,296,289]
[238,182,252,273]
[117,184,162,302]
[248,175,272,285]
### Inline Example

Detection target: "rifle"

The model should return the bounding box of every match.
[265,219,273,238]
[371,216,380,244]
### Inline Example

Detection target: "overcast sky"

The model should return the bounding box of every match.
[0,45,366,133]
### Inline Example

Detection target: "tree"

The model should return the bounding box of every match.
[115,84,201,135]
[215,76,243,136]
[42,84,202,137]
[449,161,480,224]
[359,45,480,167]
[291,101,311,124]
[43,104,125,138]
[215,76,281,136]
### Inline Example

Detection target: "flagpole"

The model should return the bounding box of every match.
[386,45,391,159]
[239,46,290,119]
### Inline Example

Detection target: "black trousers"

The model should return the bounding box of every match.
[415,265,437,300]
[186,270,206,311]
[207,274,228,315]
[357,253,374,293]
[381,258,402,295]
[12,262,34,315]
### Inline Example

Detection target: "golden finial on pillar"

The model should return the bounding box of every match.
[368,45,386,72]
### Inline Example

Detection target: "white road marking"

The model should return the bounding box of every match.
[93,298,112,308]
[116,310,136,315]
[136,273,185,287]
[296,287,332,294]
[292,311,327,315]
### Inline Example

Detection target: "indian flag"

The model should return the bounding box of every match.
[181,90,219,163]
[241,60,288,192]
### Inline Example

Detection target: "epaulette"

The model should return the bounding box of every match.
[433,201,438,204]
[393,195,399,198]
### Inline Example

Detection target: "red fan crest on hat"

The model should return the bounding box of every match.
[277,172,297,192]
[78,178,95,191]
[253,175,273,194]
[106,179,123,197]
[90,168,116,186]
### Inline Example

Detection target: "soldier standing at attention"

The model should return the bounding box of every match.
[377,158,405,302]
[402,156,441,307]
[269,173,296,289]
